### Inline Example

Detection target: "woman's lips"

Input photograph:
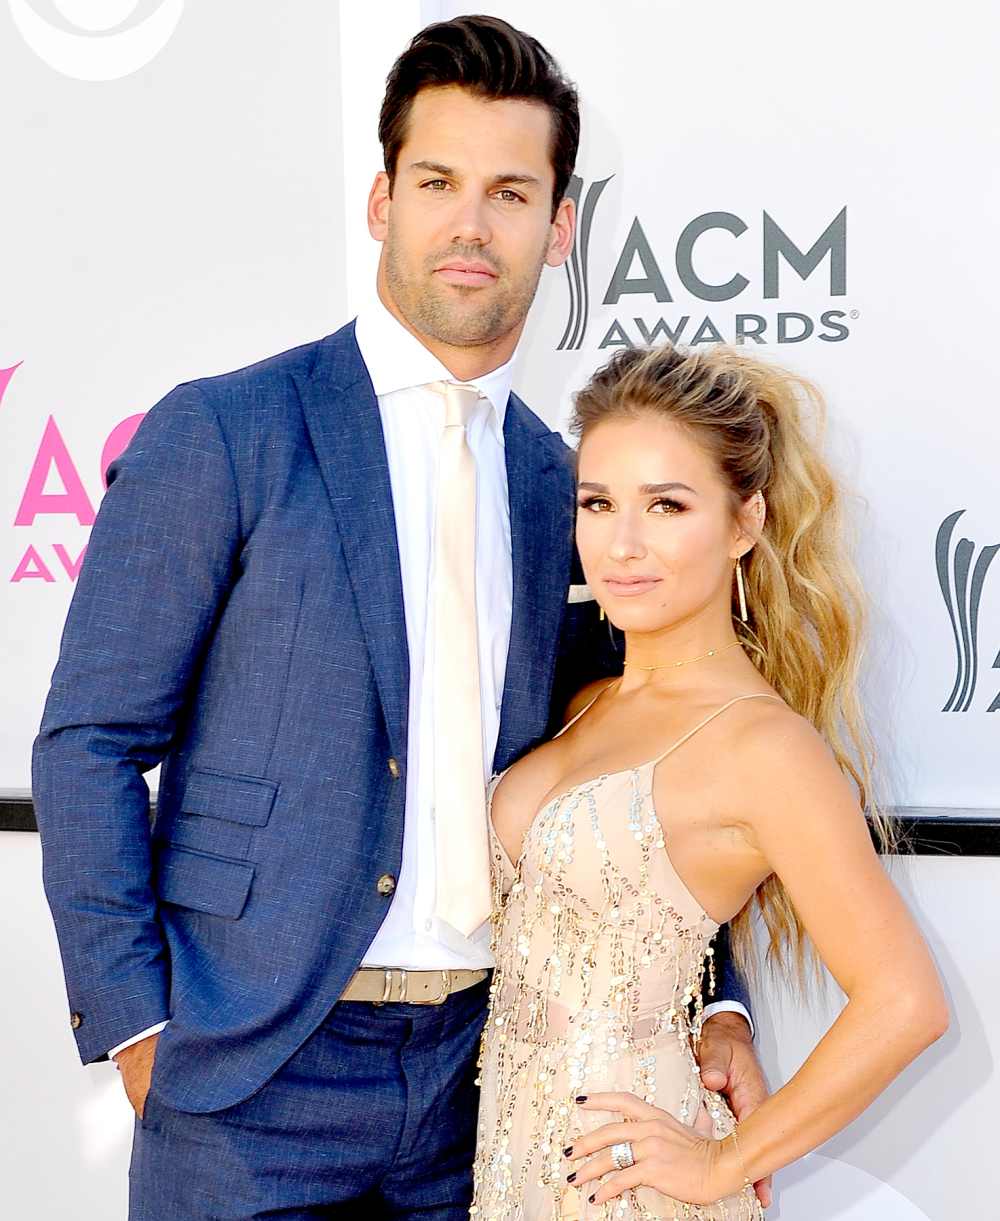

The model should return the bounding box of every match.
[603,577,661,597]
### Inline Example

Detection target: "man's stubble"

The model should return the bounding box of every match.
[383,227,550,352]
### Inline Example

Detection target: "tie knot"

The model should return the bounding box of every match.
[432,380,481,428]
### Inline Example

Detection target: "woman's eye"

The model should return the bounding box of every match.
[650,498,685,514]
[578,496,613,512]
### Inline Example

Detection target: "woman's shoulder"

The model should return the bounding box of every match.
[561,676,619,727]
[728,694,827,755]
[722,695,859,816]
[716,691,823,762]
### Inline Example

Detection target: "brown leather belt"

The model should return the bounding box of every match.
[340,967,489,1006]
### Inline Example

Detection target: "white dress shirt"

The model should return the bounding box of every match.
[357,293,513,970]
[109,295,747,1057]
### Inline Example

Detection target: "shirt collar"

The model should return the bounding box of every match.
[354,292,515,433]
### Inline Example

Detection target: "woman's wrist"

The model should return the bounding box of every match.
[706,1129,753,1200]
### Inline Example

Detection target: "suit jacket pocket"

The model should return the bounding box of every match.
[181,768,278,826]
[155,845,255,919]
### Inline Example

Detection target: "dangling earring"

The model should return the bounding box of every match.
[599,606,606,622]
[735,556,749,623]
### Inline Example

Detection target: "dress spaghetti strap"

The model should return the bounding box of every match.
[553,680,616,739]
[648,692,784,766]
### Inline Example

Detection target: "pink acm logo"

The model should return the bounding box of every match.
[1,360,145,584]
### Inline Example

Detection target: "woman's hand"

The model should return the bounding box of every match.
[565,1092,741,1208]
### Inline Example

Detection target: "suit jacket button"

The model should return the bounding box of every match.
[70,1012,83,1030]
[388,757,401,779]
[376,873,397,896]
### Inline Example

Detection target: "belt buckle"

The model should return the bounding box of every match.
[379,967,411,1005]
[424,969,451,1005]
[377,968,452,1005]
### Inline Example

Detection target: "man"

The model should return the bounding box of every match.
[33,15,768,1219]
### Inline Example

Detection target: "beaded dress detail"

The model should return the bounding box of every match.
[471,694,778,1221]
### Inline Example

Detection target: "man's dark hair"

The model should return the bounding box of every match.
[379,15,579,221]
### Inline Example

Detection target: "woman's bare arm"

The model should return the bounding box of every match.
[568,708,948,1206]
[715,712,948,1188]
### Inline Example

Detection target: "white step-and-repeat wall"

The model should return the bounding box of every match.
[1,2,995,1217]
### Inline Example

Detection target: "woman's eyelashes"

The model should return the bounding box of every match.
[649,496,686,515]
[577,494,687,515]
[577,494,613,513]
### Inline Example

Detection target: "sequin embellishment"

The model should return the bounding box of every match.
[472,760,764,1221]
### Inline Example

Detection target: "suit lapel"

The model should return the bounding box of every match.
[495,397,576,770]
[294,330,573,773]
[293,323,410,763]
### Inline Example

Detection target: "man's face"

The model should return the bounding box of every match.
[369,85,574,354]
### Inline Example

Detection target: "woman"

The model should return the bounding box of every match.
[470,344,948,1220]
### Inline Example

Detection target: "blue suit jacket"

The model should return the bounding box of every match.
[32,322,748,1114]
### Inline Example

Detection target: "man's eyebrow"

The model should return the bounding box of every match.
[577,481,699,495]
[407,160,542,189]
[488,172,543,188]
[408,160,455,176]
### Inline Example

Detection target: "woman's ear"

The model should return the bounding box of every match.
[732,491,766,557]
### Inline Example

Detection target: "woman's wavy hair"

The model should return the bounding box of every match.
[570,343,897,982]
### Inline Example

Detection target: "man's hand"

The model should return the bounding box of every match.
[698,1012,773,1208]
[114,1032,160,1119]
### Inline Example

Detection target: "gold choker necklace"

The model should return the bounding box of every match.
[624,640,742,672]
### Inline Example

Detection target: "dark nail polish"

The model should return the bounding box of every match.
[575,1095,588,1103]
[563,1146,574,1157]
[567,1172,577,1184]
[589,1195,596,1204]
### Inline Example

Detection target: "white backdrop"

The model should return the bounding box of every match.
[400,0,1000,812]
[0,0,348,791]
[1,2,996,1218]
[3,1,998,804]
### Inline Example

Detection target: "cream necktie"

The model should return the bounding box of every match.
[430,380,492,936]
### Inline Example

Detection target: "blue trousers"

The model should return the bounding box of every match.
[129,978,490,1219]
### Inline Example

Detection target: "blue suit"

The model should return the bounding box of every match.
[33,322,747,1215]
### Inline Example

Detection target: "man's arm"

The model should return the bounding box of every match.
[704,921,753,1028]
[109,1022,168,1060]
[32,383,242,1063]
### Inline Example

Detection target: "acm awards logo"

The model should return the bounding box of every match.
[1,360,145,584]
[560,174,851,352]
[936,510,999,713]
[8,0,184,81]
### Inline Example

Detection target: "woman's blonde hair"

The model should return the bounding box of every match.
[570,343,896,983]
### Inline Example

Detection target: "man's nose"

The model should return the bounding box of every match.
[449,190,493,246]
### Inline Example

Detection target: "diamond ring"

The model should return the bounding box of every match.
[611,1141,636,1171]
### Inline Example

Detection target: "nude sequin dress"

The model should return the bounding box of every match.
[471,695,777,1221]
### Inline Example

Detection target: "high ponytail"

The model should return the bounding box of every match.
[570,344,896,983]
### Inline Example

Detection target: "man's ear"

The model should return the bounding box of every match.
[368,171,392,242]
[545,195,576,269]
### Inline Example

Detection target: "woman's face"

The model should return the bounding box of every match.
[575,413,748,634]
